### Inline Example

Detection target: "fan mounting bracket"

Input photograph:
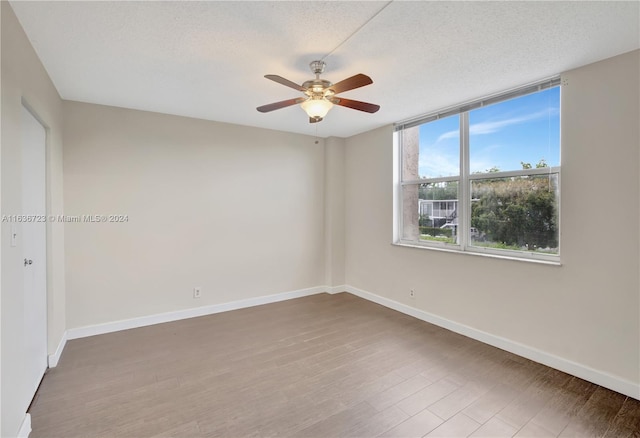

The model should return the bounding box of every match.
[309,60,326,76]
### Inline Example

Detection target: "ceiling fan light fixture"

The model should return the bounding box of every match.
[257,61,378,124]
[301,97,333,119]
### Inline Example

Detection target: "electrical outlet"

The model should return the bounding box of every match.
[193,287,202,299]
[409,289,415,299]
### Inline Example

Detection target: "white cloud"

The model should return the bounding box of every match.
[470,143,505,173]
[435,108,559,142]
[469,108,558,136]
[436,129,459,142]
[469,157,496,174]
[419,152,459,179]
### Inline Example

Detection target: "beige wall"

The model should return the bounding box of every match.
[63,102,326,328]
[344,50,640,388]
[1,2,66,435]
[324,137,346,287]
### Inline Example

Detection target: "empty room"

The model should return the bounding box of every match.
[1,1,639,437]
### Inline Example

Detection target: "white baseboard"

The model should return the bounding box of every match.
[48,331,68,368]
[17,413,31,438]
[344,285,640,400]
[326,284,348,294]
[67,286,328,340]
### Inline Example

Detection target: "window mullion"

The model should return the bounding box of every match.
[460,112,470,250]
[468,166,561,180]
[393,131,402,244]
[401,175,459,185]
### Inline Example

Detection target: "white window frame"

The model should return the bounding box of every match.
[394,78,561,264]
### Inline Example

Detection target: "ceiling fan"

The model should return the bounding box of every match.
[257,60,380,123]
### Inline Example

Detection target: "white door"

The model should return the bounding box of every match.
[21,104,48,400]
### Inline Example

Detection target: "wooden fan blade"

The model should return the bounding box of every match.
[329,74,373,94]
[265,75,306,92]
[257,98,304,113]
[331,97,380,113]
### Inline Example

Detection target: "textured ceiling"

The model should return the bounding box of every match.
[9,1,640,138]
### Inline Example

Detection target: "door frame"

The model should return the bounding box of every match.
[21,99,50,396]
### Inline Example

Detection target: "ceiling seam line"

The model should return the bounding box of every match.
[321,0,393,61]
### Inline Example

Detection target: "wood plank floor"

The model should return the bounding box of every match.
[29,293,640,437]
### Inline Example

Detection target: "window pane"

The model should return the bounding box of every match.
[469,87,560,174]
[403,115,459,180]
[402,182,459,244]
[470,174,559,254]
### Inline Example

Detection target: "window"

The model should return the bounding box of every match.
[395,79,561,262]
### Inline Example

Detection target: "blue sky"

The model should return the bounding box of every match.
[418,87,560,178]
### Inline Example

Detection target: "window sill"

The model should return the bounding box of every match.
[392,242,562,266]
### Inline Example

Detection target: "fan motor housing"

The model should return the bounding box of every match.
[303,79,332,91]
[302,79,333,97]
